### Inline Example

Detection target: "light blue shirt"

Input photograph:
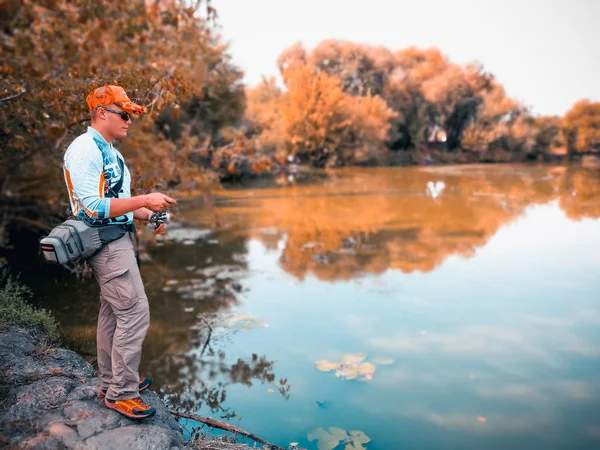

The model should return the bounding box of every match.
[63,127,133,224]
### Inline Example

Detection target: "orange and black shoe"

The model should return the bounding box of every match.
[98,377,152,399]
[104,396,156,419]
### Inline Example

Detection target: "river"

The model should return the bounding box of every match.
[13,164,600,450]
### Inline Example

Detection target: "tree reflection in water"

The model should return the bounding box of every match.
[178,165,600,282]
[158,346,290,419]
[140,233,292,418]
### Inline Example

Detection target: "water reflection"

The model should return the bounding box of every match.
[181,165,600,281]
[10,226,290,419]
[8,164,600,449]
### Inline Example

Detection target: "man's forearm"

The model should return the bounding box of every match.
[109,196,148,218]
[133,207,152,221]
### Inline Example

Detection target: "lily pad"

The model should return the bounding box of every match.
[336,362,375,381]
[345,430,371,450]
[342,353,366,364]
[315,360,341,372]
[307,427,347,450]
[307,428,371,450]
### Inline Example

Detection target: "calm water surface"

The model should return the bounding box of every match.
[18,164,600,450]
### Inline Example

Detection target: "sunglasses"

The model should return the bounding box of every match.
[101,107,131,122]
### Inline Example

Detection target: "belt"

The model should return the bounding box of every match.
[84,218,135,233]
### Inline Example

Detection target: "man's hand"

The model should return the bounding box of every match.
[154,223,167,235]
[144,193,176,211]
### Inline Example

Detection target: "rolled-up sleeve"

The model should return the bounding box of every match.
[64,141,111,219]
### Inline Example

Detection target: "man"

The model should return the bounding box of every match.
[63,85,176,419]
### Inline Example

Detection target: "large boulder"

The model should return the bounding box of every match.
[0,327,186,449]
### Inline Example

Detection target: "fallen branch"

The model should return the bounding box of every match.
[168,409,286,450]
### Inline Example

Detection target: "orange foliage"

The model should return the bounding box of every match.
[206,127,272,180]
[187,165,600,282]
[249,61,397,167]
[0,0,235,245]
[263,41,588,163]
[561,100,600,155]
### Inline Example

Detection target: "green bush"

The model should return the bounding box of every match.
[0,269,59,342]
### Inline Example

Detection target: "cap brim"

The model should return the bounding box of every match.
[117,101,146,115]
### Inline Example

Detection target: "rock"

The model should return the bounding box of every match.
[0,327,186,449]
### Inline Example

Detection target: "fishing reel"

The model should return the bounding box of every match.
[149,209,169,230]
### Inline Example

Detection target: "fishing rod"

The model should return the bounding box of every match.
[170,188,521,205]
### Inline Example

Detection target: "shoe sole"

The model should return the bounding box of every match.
[104,398,156,419]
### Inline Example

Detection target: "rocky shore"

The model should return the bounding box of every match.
[0,327,186,449]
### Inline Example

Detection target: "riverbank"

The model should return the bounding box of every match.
[0,326,284,450]
[0,274,280,449]
[0,326,186,449]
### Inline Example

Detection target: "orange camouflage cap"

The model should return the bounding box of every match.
[86,85,145,115]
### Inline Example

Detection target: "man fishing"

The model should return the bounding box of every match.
[63,85,175,419]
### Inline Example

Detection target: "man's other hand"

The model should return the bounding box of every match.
[153,223,167,235]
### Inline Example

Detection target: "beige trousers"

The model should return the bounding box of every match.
[87,232,149,401]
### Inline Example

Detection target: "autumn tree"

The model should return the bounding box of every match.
[561,100,600,156]
[0,0,240,246]
[249,62,397,168]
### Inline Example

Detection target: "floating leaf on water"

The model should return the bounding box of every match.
[336,365,358,380]
[307,427,347,450]
[371,357,394,365]
[343,353,366,364]
[345,430,371,450]
[315,360,340,372]
[336,362,376,381]
[358,363,376,375]
[477,416,487,423]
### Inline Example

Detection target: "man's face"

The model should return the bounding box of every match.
[99,104,131,139]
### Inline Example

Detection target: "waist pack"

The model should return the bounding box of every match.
[40,219,130,264]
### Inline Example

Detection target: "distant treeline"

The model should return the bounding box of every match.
[239,41,600,169]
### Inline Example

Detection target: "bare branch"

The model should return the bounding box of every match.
[199,317,213,356]
[0,58,77,104]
